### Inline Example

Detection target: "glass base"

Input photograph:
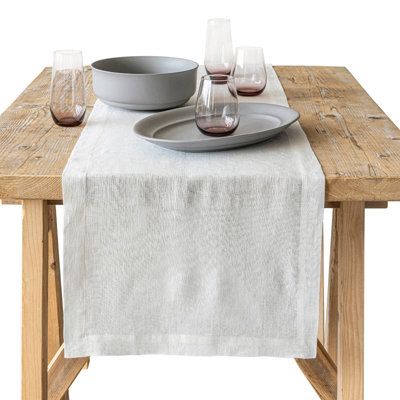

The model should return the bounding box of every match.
[237,87,266,96]
[196,124,237,137]
[50,109,85,127]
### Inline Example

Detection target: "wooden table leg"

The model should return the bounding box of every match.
[22,200,49,400]
[47,205,69,400]
[318,232,325,343]
[336,202,365,400]
[326,199,383,357]
[325,210,339,363]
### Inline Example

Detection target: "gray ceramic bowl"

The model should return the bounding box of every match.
[91,56,198,111]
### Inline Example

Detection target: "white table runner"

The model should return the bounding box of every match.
[62,65,325,358]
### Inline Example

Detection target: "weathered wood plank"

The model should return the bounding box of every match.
[276,66,400,201]
[47,205,63,362]
[318,234,325,343]
[0,198,21,204]
[0,67,94,200]
[47,205,69,400]
[1,67,400,200]
[326,209,339,363]
[326,201,387,209]
[47,345,88,400]
[296,340,337,400]
[336,202,364,400]
[22,200,49,400]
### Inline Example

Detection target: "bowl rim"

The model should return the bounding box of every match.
[91,56,199,77]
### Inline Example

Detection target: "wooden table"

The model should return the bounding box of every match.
[1,66,399,400]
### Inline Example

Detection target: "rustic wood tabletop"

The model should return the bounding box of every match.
[1,66,400,201]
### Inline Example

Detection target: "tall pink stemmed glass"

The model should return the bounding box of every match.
[204,18,234,75]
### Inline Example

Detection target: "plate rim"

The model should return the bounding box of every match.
[133,102,300,146]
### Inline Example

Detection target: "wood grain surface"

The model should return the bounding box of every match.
[47,205,69,400]
[325,209,339,363]
[47,345,88,400]
[275,66,400,201]
[296,340,337,400]
[0,67,95,200]
[336,202,365,400]
[22,200,49,400]
[1,66,400,201]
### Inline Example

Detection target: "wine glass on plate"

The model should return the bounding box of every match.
[195,74,239,136]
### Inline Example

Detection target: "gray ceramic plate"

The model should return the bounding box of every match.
[92,56,198,111]
[133,103,300,152]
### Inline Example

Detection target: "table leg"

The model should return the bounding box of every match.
[318,233,325,343]
[47,205,69,400]
[337,202,365,400]
[22,200,49,400]
[325,210,339,363]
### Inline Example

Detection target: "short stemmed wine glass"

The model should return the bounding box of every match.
[233,47,267,96]
[204,18,234,75]
[50,50,86,127]
[195,74,239,136]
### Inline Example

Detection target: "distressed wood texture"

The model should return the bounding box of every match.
[1,66,400,201]
[47,345,88,400]
[296,340,337,400]
[47,206,63,363]
[22,200,49,400]
[336,202,365,400]
[0,67,95,201]
[326,209,339,363]
[318,234,325,343]
[47,205,69,400]
[275,66,400,201]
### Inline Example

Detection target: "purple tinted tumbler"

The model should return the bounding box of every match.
[195,74,240,136]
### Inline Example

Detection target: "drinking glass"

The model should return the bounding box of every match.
[204,18,234,75]
[50,50,86,126]
[195,74,239,136]
[233,47,267,96]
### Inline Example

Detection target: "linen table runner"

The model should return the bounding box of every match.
[62,65,325,358]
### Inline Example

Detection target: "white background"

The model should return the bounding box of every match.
[0,0,399,398]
